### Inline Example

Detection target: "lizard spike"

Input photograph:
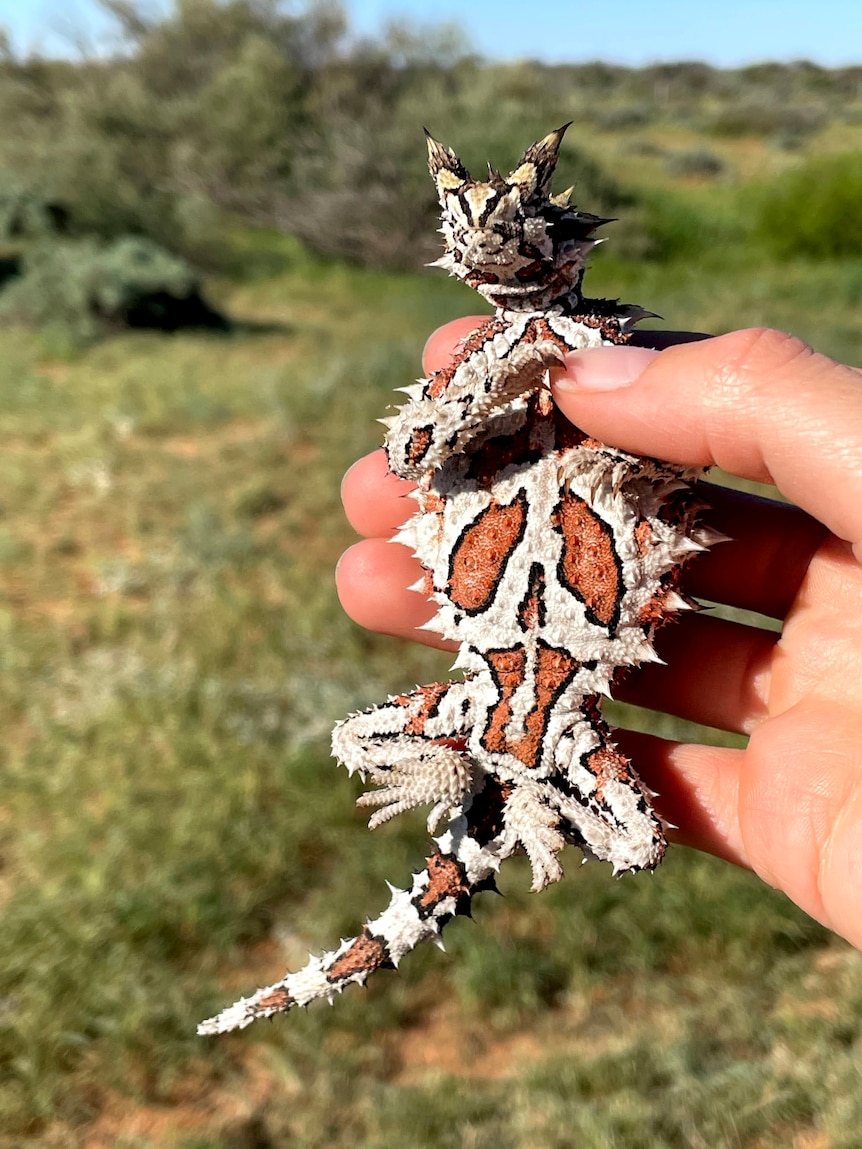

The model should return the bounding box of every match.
[395,382,426,400]
[473,875,501,896]
[696,526,732,547]
[663,590,694,613]
[425,127,470,201]
[576,210,617,232]
[507,121,572,199]
[617,304,660,330]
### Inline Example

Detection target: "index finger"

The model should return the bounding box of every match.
[353,322,710,540]
[551,328,862,556]
[421,316,707,375]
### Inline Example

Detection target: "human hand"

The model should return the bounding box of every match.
[338,318,862,951]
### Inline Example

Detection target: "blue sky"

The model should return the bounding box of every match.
[1,0,861,67]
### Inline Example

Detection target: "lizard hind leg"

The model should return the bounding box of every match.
[332,680,480,832]
[551,707,667,876]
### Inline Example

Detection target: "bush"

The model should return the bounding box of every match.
[753,153,862,260]
[0,235,227,340]
[0,177,69,242]
[0,2,342,270]
[636,191,724,262]
[706,101,825,139]
[280,111,640,269]
[592,104,653,131]
[665,149,726,178]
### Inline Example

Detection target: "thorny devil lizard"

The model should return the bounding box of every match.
[199,123,717,1036]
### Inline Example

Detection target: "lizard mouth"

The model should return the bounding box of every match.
[459,234,510,266]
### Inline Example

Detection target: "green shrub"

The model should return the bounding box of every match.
[706,101,825,139]
[637,191,717,262]
[754,153,862,260]
[0,176,68,242]
[0,235,226,340]
[592,103,653,131]
[665,149,726,178]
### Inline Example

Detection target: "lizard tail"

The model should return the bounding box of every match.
[197,781,508,1035]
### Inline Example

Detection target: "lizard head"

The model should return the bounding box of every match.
[425,124,611,308]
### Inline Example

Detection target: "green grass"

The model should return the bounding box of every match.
[2,141,862,1147]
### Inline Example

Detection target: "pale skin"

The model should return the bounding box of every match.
[337,318,862,952]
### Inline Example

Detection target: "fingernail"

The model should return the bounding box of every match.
[551,346,659,392]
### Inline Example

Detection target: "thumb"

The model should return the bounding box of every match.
[551,327,862,557]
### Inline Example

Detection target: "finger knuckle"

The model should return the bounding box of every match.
[715,327,814,401]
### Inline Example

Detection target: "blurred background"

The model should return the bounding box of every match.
[0,2,861,1145]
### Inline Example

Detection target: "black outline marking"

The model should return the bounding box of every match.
[477,190,502,227]
[404,423,436,470]
[516,561,547,632]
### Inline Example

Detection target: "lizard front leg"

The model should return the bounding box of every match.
[383,313,565,480]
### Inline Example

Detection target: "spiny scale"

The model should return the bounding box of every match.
[198,124,710,1036]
